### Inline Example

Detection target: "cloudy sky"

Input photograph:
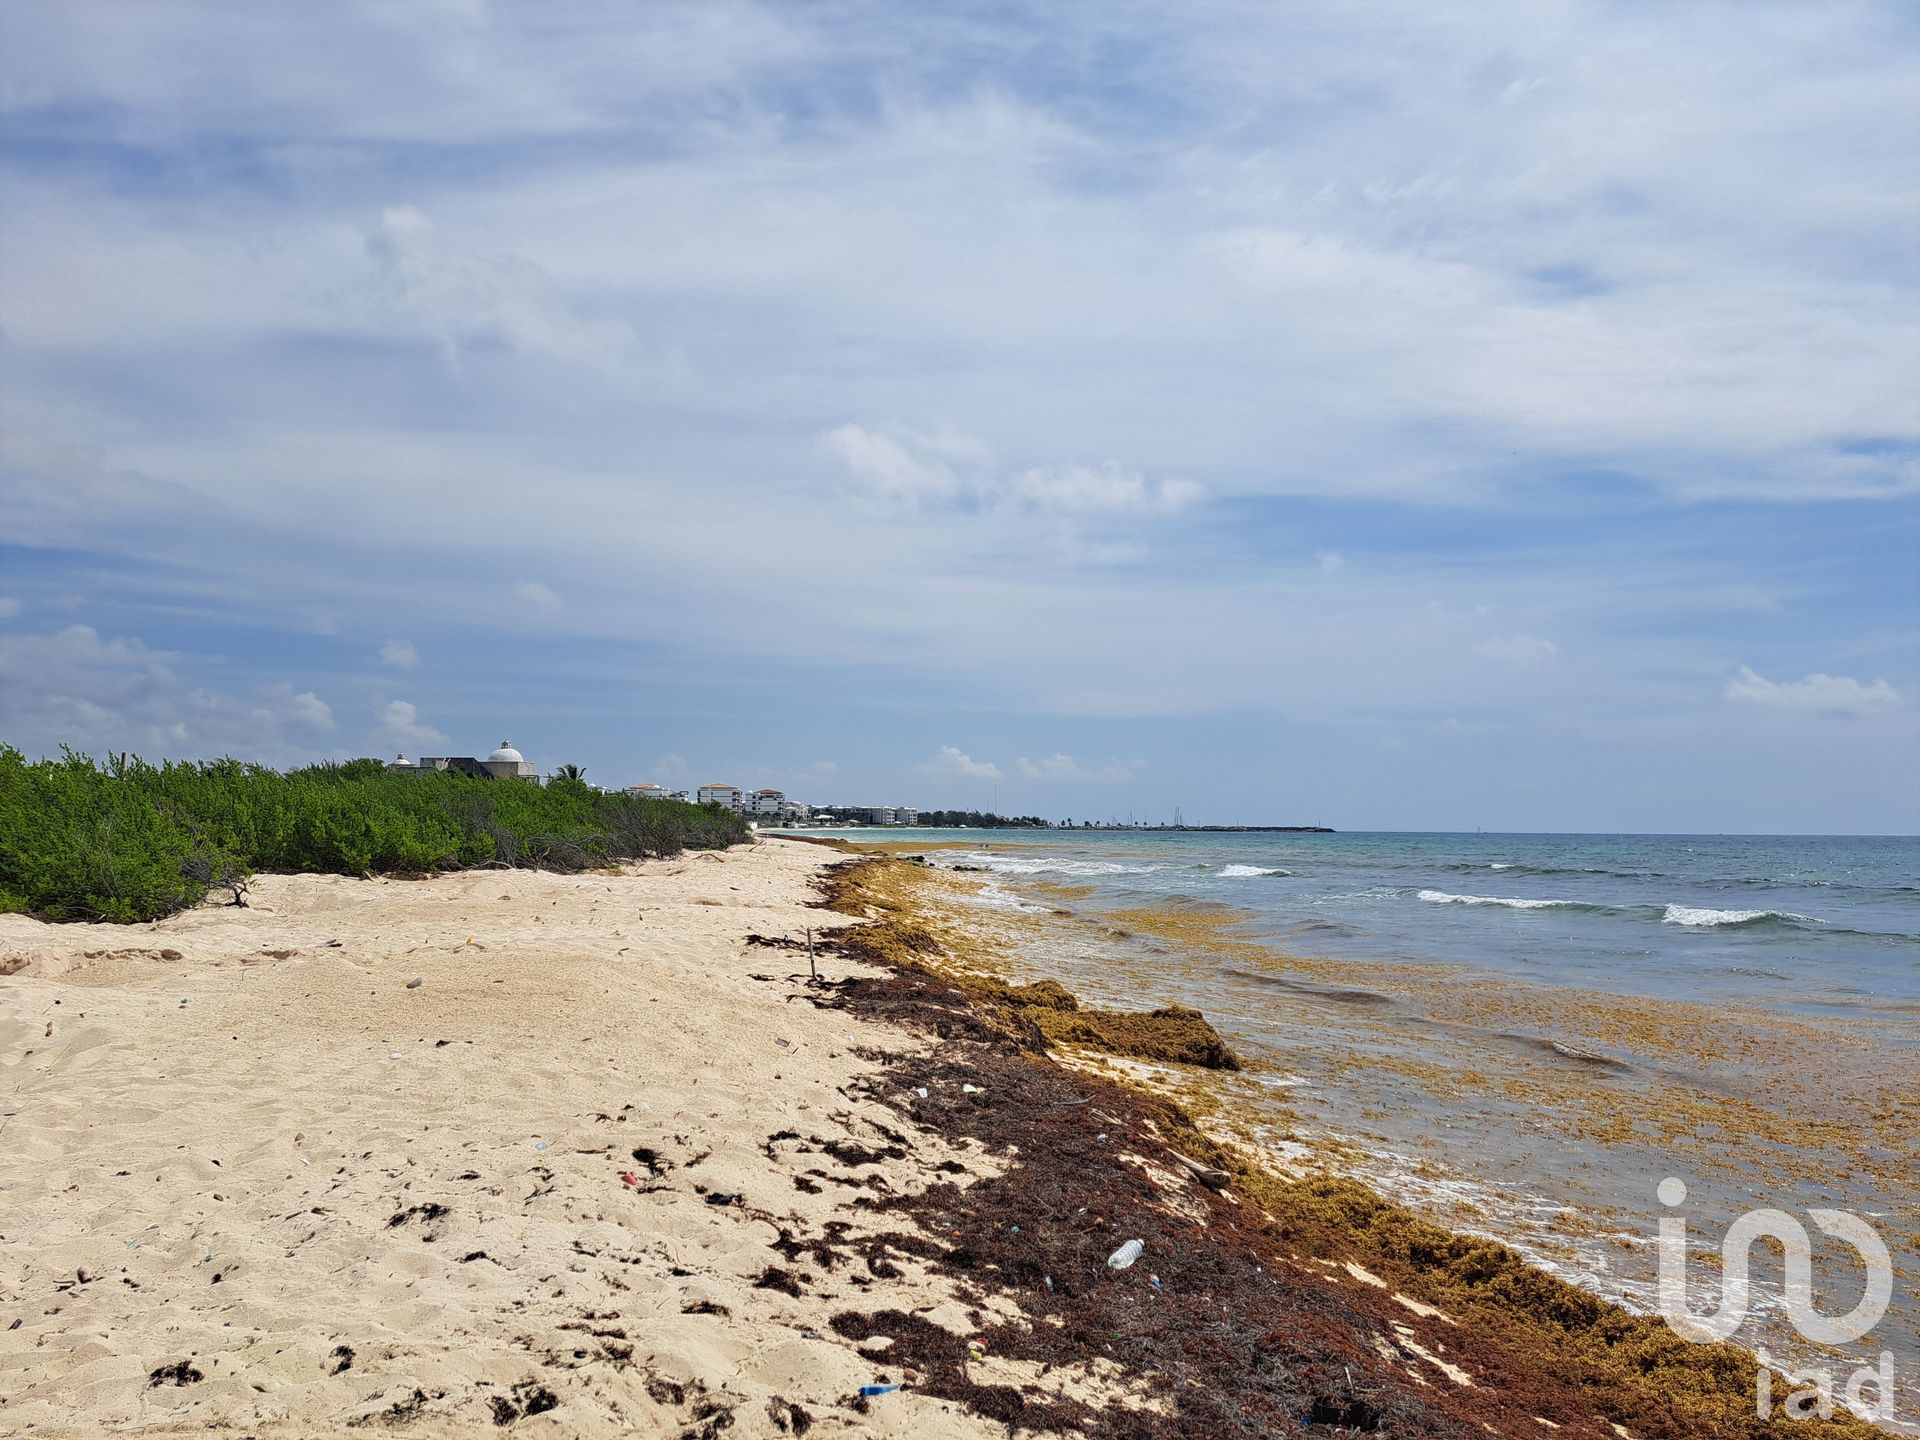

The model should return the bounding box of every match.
[1,1,1916,831]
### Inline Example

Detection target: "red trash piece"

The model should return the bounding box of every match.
[620,1171,641,1187]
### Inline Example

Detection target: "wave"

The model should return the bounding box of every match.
[1276,918,1357,936]
[1440,861,1664,881]
[1220,864,1292,878]
[1416,890,1597,912]
[1661,905,1818,929]
[957,883,1052,914]
[1438,861,1915,899]
[1415,892,1860,935]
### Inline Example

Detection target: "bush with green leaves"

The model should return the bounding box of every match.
[0,745,751,923]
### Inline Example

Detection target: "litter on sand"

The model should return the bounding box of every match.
[1108,1238,1145,1270]
[859,1383,901,1397]
[405,977,423,989]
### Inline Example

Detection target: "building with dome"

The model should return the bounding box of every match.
[481,741,537,780]
[385,740,540,782]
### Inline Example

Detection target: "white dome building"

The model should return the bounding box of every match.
[482,740,535,780]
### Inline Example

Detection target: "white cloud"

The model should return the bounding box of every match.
[276,685,336,732]
[0,597,20,620]
[1478,634,1558,665]
[922,745,1002,780]
[375,699,445,749]
[825,425,1196,517]
[378,638,419,668]
[824,423,982,505]
[1726,666,1901,716]
[363,205,634,369]
[512,579,564,612]
[1007,463,1199,515]
[1015,753,1137,782]
[0,623,336,763]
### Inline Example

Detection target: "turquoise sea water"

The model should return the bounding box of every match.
[840,829,1920,1018]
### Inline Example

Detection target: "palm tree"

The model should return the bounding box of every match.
[554,763,587,783]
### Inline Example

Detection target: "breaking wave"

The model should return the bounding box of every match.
[1416,890,1597,912]
[1660,905,1818,929]
[1221,864,1292,878]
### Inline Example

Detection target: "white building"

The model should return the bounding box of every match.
[386,739,538,782]
[698,783,744,812]
[481,741,538,780]
[625,782,689,802]
[896,807,919,826]
[747,788,787,817]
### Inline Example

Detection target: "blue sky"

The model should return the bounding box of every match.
[1,0,1916,831]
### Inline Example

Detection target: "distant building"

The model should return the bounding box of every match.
[481,741,538,780]
[824,805,919,826]
[388,753,488,777]
[748,788,786,817]
[698,783,744,812]
[386,739,538,782]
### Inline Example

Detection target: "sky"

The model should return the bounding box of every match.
[1,1,1916,833]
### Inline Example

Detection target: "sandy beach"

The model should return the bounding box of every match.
[1,840,1026,1437]
[0,839,1889,1437]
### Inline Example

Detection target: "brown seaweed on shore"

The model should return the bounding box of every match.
[803,854,1883,1439]
[1029,1002,1243,1070]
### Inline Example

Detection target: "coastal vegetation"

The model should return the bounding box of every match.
[911,809,1050,828]
[0,746,750,924]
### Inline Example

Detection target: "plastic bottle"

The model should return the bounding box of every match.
[1107,1239,1144,1269]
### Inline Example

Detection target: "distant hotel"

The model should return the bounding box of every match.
[812,806,919,826]
[624,781,690,802]
[384,742,821,824]
[688,782,810,824]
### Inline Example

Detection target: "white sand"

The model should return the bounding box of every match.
[0,839,1006,1437]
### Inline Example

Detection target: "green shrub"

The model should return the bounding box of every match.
[0,745,751,924]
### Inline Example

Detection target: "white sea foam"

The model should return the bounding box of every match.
[1661,904,1813,927]
[1220,864,1291,877]
[959,883,1051,914]
[1489,862,1516,870]
[1416,889,1578,910]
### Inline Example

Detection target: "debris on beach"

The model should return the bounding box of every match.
[147,1359,204,1388]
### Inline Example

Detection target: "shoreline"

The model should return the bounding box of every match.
[870,833,1918,1383]
[0,839,1888,1436]
[810,846,1897,1438]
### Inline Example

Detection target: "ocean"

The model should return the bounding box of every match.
[907,830,1919,1015]
[807,827,1920,1395]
